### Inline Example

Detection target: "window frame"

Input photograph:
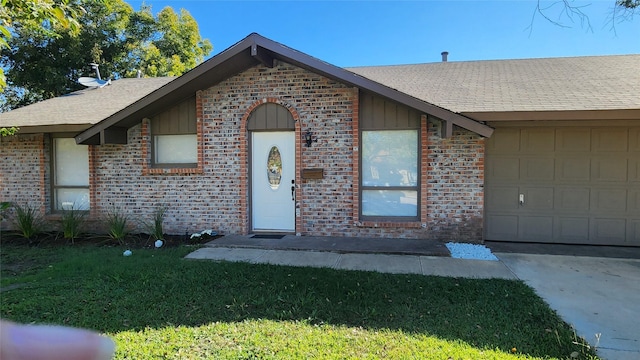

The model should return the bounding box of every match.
[50,135,90,212]
[359,128,420,222]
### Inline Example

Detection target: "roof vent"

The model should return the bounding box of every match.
[441,51,449,62]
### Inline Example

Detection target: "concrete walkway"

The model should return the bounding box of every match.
[185,236,640,360]
[186,246,517,279]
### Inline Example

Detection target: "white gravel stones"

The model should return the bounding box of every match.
[446,242,499,261]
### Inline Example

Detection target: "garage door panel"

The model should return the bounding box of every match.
[555,187,590,212]
[591,188,628,212]
[629,220,640,246]
[486,215,518,240]
[556,157,590,182]
[556,217,590,243]
[591,158,628,182]
[519,216,553,241]
[630,128,640,152]
[556,128,591,152]
[592,128,628,152]
[487,128,520,153]
[522,128,555,153]
[630,158,640,182]
[520,158,554,181]
[487,157,519,181]
[523,187,553,210]
[591,218,627,244]
[628,190,640,212]
[486,186,519,210]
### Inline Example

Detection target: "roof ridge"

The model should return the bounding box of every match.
[346,53,640,69]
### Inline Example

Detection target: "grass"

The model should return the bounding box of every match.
[0,244,599,359]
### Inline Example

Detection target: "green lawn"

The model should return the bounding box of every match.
[0,244,598,359]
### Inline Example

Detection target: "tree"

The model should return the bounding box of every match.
[0,0,84,90]
[1,0,212,111]
[531,0,639,33]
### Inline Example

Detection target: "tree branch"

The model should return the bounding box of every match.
[527,0,593,35]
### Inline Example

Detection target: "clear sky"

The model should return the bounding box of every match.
[131,0,638,66]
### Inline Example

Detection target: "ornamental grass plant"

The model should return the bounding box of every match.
[11,202,44,241]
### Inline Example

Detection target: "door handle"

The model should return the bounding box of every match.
[291,180,295,201]
[519,194,525,206]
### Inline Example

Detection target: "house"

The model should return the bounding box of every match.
[1,33,638,246]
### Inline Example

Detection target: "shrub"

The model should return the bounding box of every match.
[12,203,44,240]
[59,207,86,243]
[105,208,129,245]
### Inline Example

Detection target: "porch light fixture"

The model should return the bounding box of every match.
[304,131,317,147]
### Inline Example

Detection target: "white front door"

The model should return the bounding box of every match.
[251,131,295,231]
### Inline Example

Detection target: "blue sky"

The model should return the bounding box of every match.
[133,1,638,66]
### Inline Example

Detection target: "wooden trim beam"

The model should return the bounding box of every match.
[82,133,101,145]
[251,43,274,68]
[100,127,128,144]
[441,119,453,138]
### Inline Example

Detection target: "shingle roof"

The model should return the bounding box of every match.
[0,77,175,129]
[2,33,638,138]
[347,54,640,113]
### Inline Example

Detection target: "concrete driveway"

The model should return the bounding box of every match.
[496,253,640,360]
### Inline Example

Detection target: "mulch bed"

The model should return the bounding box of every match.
[0,231,220,248]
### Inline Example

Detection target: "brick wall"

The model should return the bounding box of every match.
[423,121,485,241]
[1,61,485,241]
[0,134,47,229]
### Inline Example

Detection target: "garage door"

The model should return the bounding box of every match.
[485,126,640,246]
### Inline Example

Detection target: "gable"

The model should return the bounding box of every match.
[74,33,492,145]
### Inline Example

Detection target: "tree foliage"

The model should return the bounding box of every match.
[1,0,212,111]
[0,0,84,90]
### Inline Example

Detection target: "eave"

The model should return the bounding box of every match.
[463,109,640,122]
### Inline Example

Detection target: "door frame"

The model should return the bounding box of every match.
[240,99,302,235]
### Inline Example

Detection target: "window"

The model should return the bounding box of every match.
[361,130,418,219]
[154,134,197,164]
[53,138,89,210]
[151,97,197,167]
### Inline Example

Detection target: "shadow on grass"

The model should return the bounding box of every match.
[0,245,591,359]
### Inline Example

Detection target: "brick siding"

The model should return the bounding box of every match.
[424,121,485,241]
[0,134,47,229]
[1,61,485,241]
